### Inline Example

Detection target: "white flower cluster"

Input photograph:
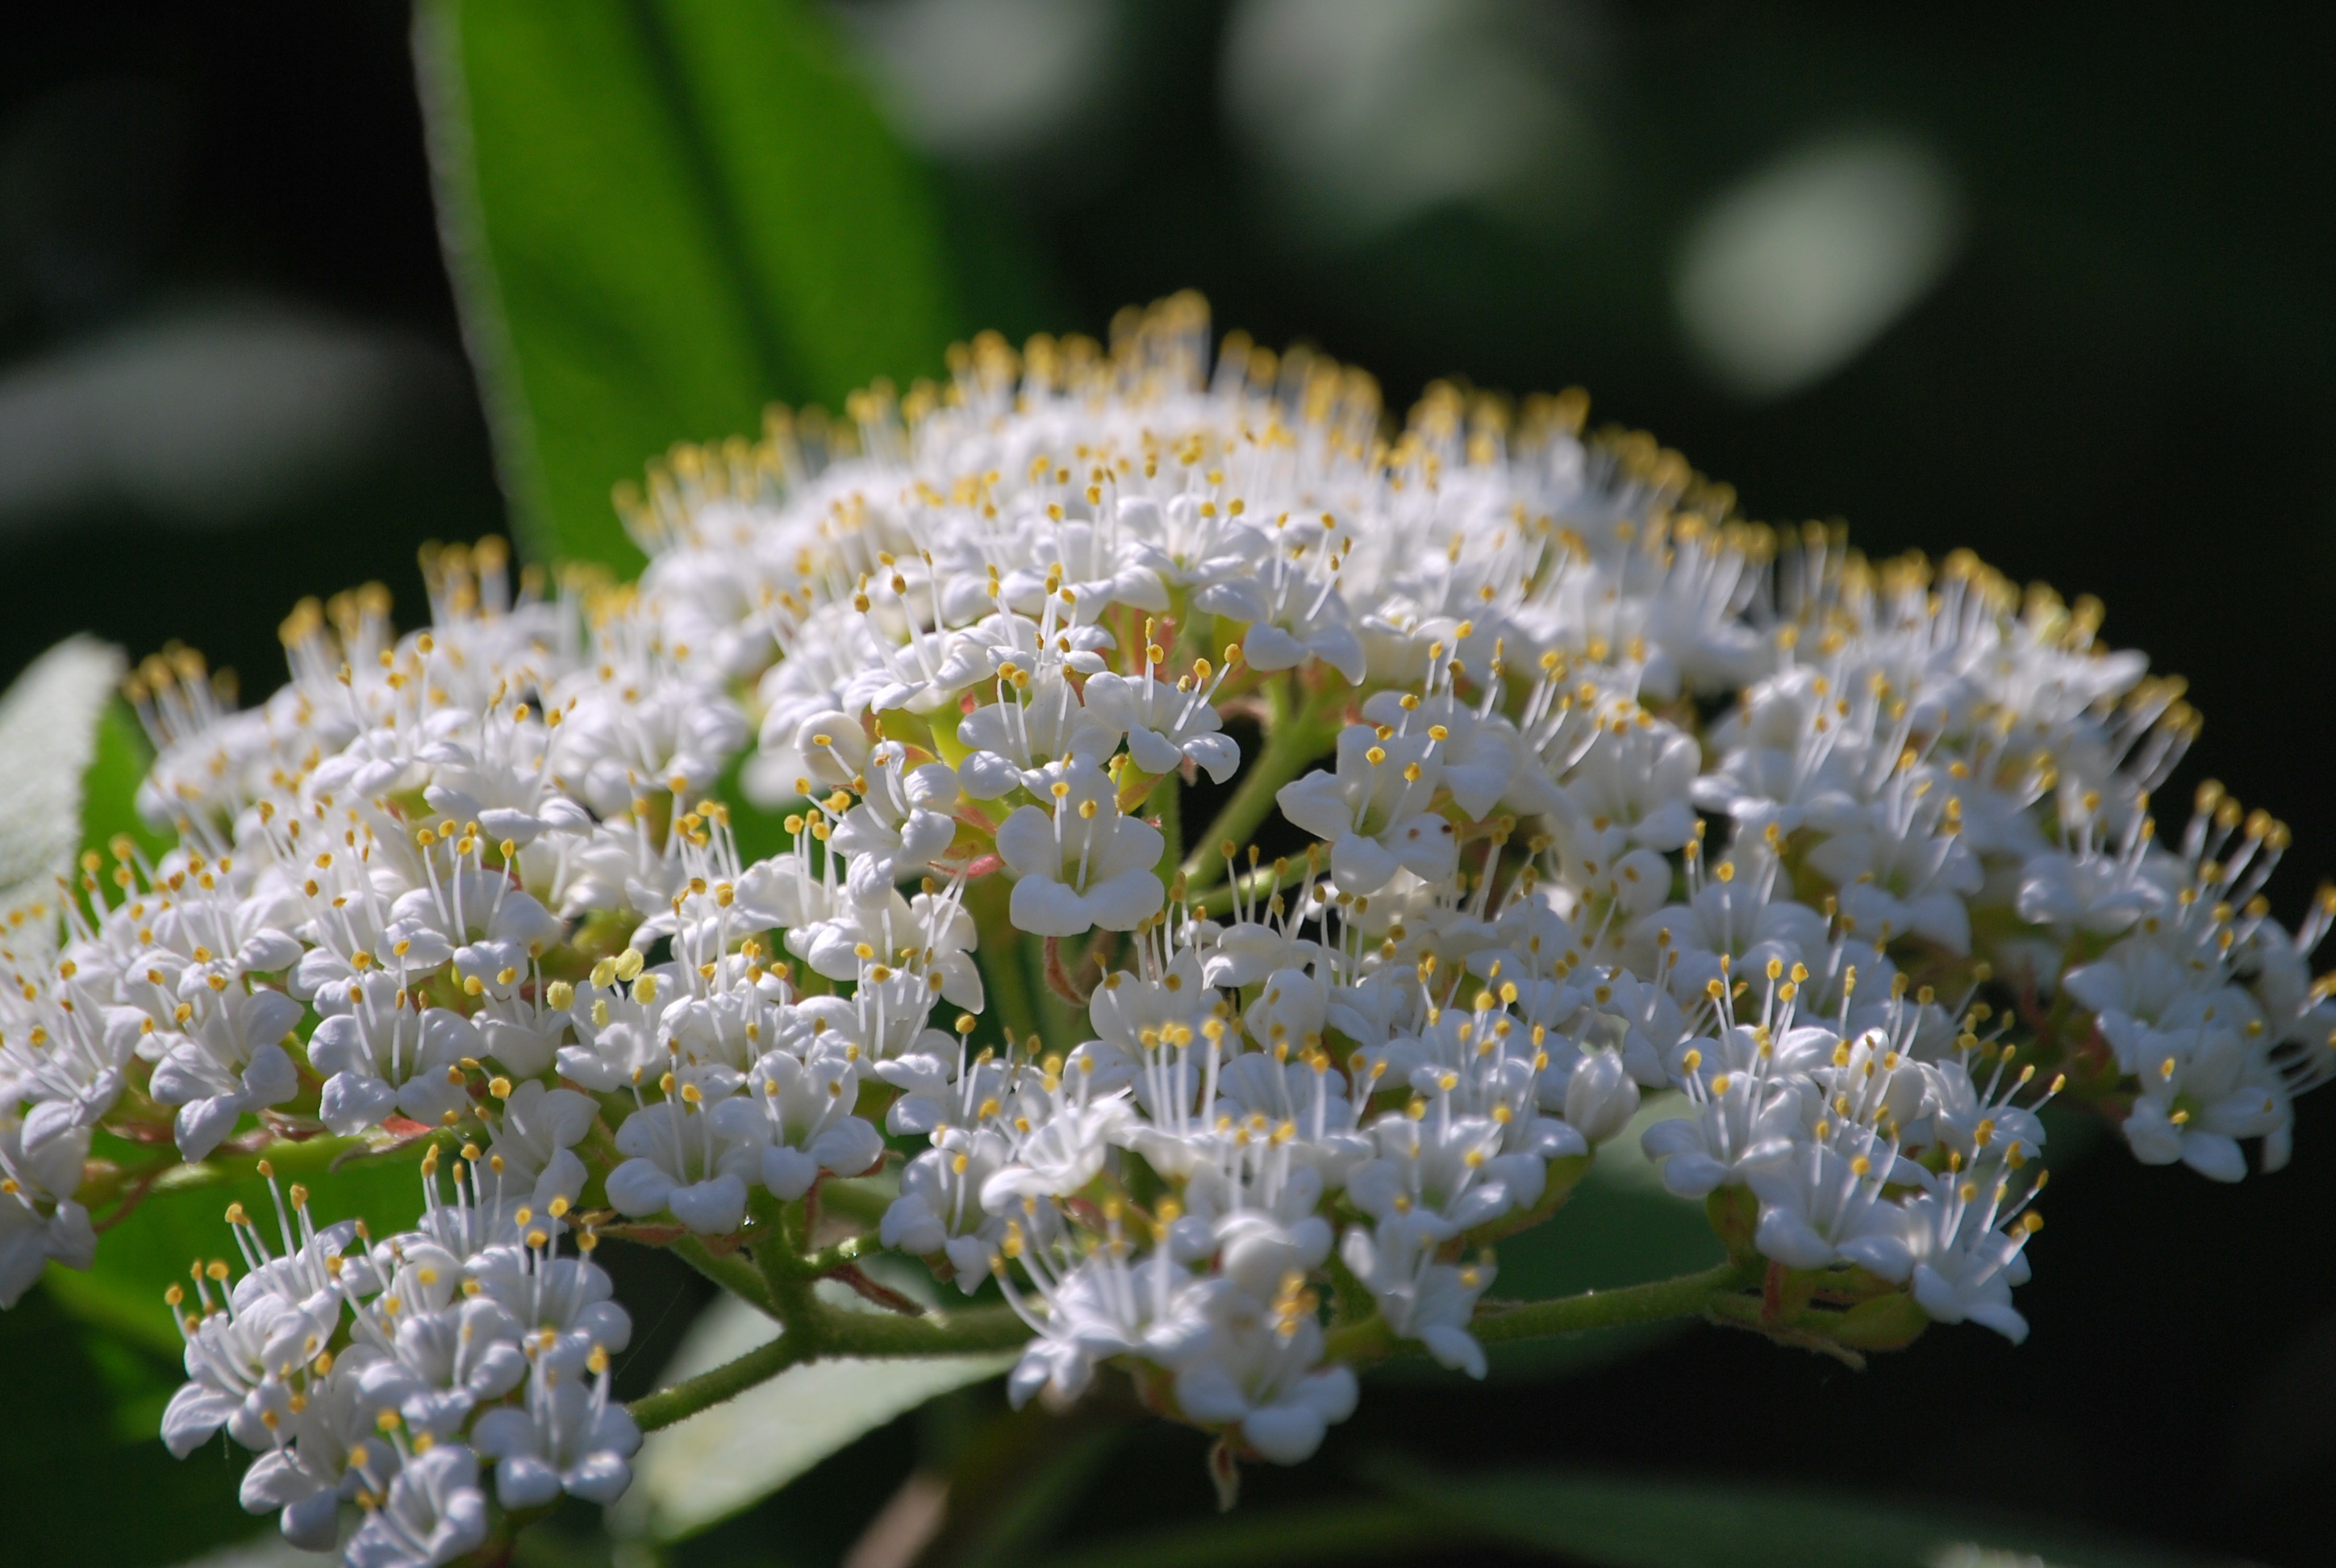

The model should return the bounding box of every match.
[156,1157,635,1564]
[2,294,2331,1550]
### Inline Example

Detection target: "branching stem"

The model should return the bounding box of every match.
[626,1299,1032,1432]
[635,1249,1766,1435]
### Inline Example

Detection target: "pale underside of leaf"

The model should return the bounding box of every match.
[0,636,126,923]
[615,1287,1013,1543]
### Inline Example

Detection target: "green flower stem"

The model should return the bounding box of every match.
[748,1191,824,1303]
[636,1253,1768,1436]
[966,873,1044,1047]
[816,1176,895,1228]
[812,1300,1032,1357]
[626,1299,1032,1432]
[670,1234,779,1316]
[1470,1259,1762,1344]
[1148,766,1182,881]
[1179,680,1339,893]
[627,1329,811,1432]
[799,1231,878,1277]
[1323,1259,1762,1367]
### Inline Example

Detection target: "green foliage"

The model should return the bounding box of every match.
[1039,1467,2217,1568]
[617,1293,1016,1542]
[79,700,171,864]
[1378,1466,2208,1568]
[413,0,965,569]
[0,1288,255,1568]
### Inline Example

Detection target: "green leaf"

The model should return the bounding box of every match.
[79,700,173,865]
[1378,1464,2212,1568]
[1030,1501,1457,1568]
[613,1288,1015,1542]
[0,635,126,919]
[414,0,963,569]
[0,1287,252,1567]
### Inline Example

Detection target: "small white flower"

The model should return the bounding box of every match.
[1557,716,1703,860]
[1556,1045,1642,1143]
[1638,1054,1806,1199]
[1340,1217,1495,1377]
[981,1071,1132,1208]
[882,1128,1016,1291]
[556,964,679,1091]
[2114,1015,2284,1182]
[1003,1241,1214,1411]
[145,984,304,1161]
[996,761,1165,936]
[1803,791,1984,955]
[1083,668,1241,783]
[1746,1126,1919,1279]
[483,1080,599,1209]
[0,1115,95,1307]
[161,1270,332,1457]
[344,1441,490,1568]
[1344,1111,1518,1236]
[746,1046,886,1198]
[1168,1277,1357,1465]
[1274,725,1457,896]
[604,1095,763,1232]
[957,671,1119,799]
[308,975,479,1136]
[471,1345,641,1508]
[1905,1159,2038,1344]
[827,742,962,898]
[235,1347,412,1552]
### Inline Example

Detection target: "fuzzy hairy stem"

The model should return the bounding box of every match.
[637,1257,1771,1434]
[85,1125,457,1211]
[966,872,1044,1046]
[669,1234,779,1317]
[628,1329,811,1432]
[634,1188,1032,1433]
[1321,1258,1764,1367]
[1150,764,1182,878]
[1471,1259,1764,1343]
[627,1298,1032,1432]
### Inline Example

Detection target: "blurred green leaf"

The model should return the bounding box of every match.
[614,1290,1014,1542]
[0,1287,254,1568]
[81,1328,182,1443]
[1031,1501,1459,1568]
[413,0,963,569]
[1377,1464,2210,1568]
[80,699,173,865]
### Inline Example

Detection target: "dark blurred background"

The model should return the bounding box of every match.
[3,2,2331,1565]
